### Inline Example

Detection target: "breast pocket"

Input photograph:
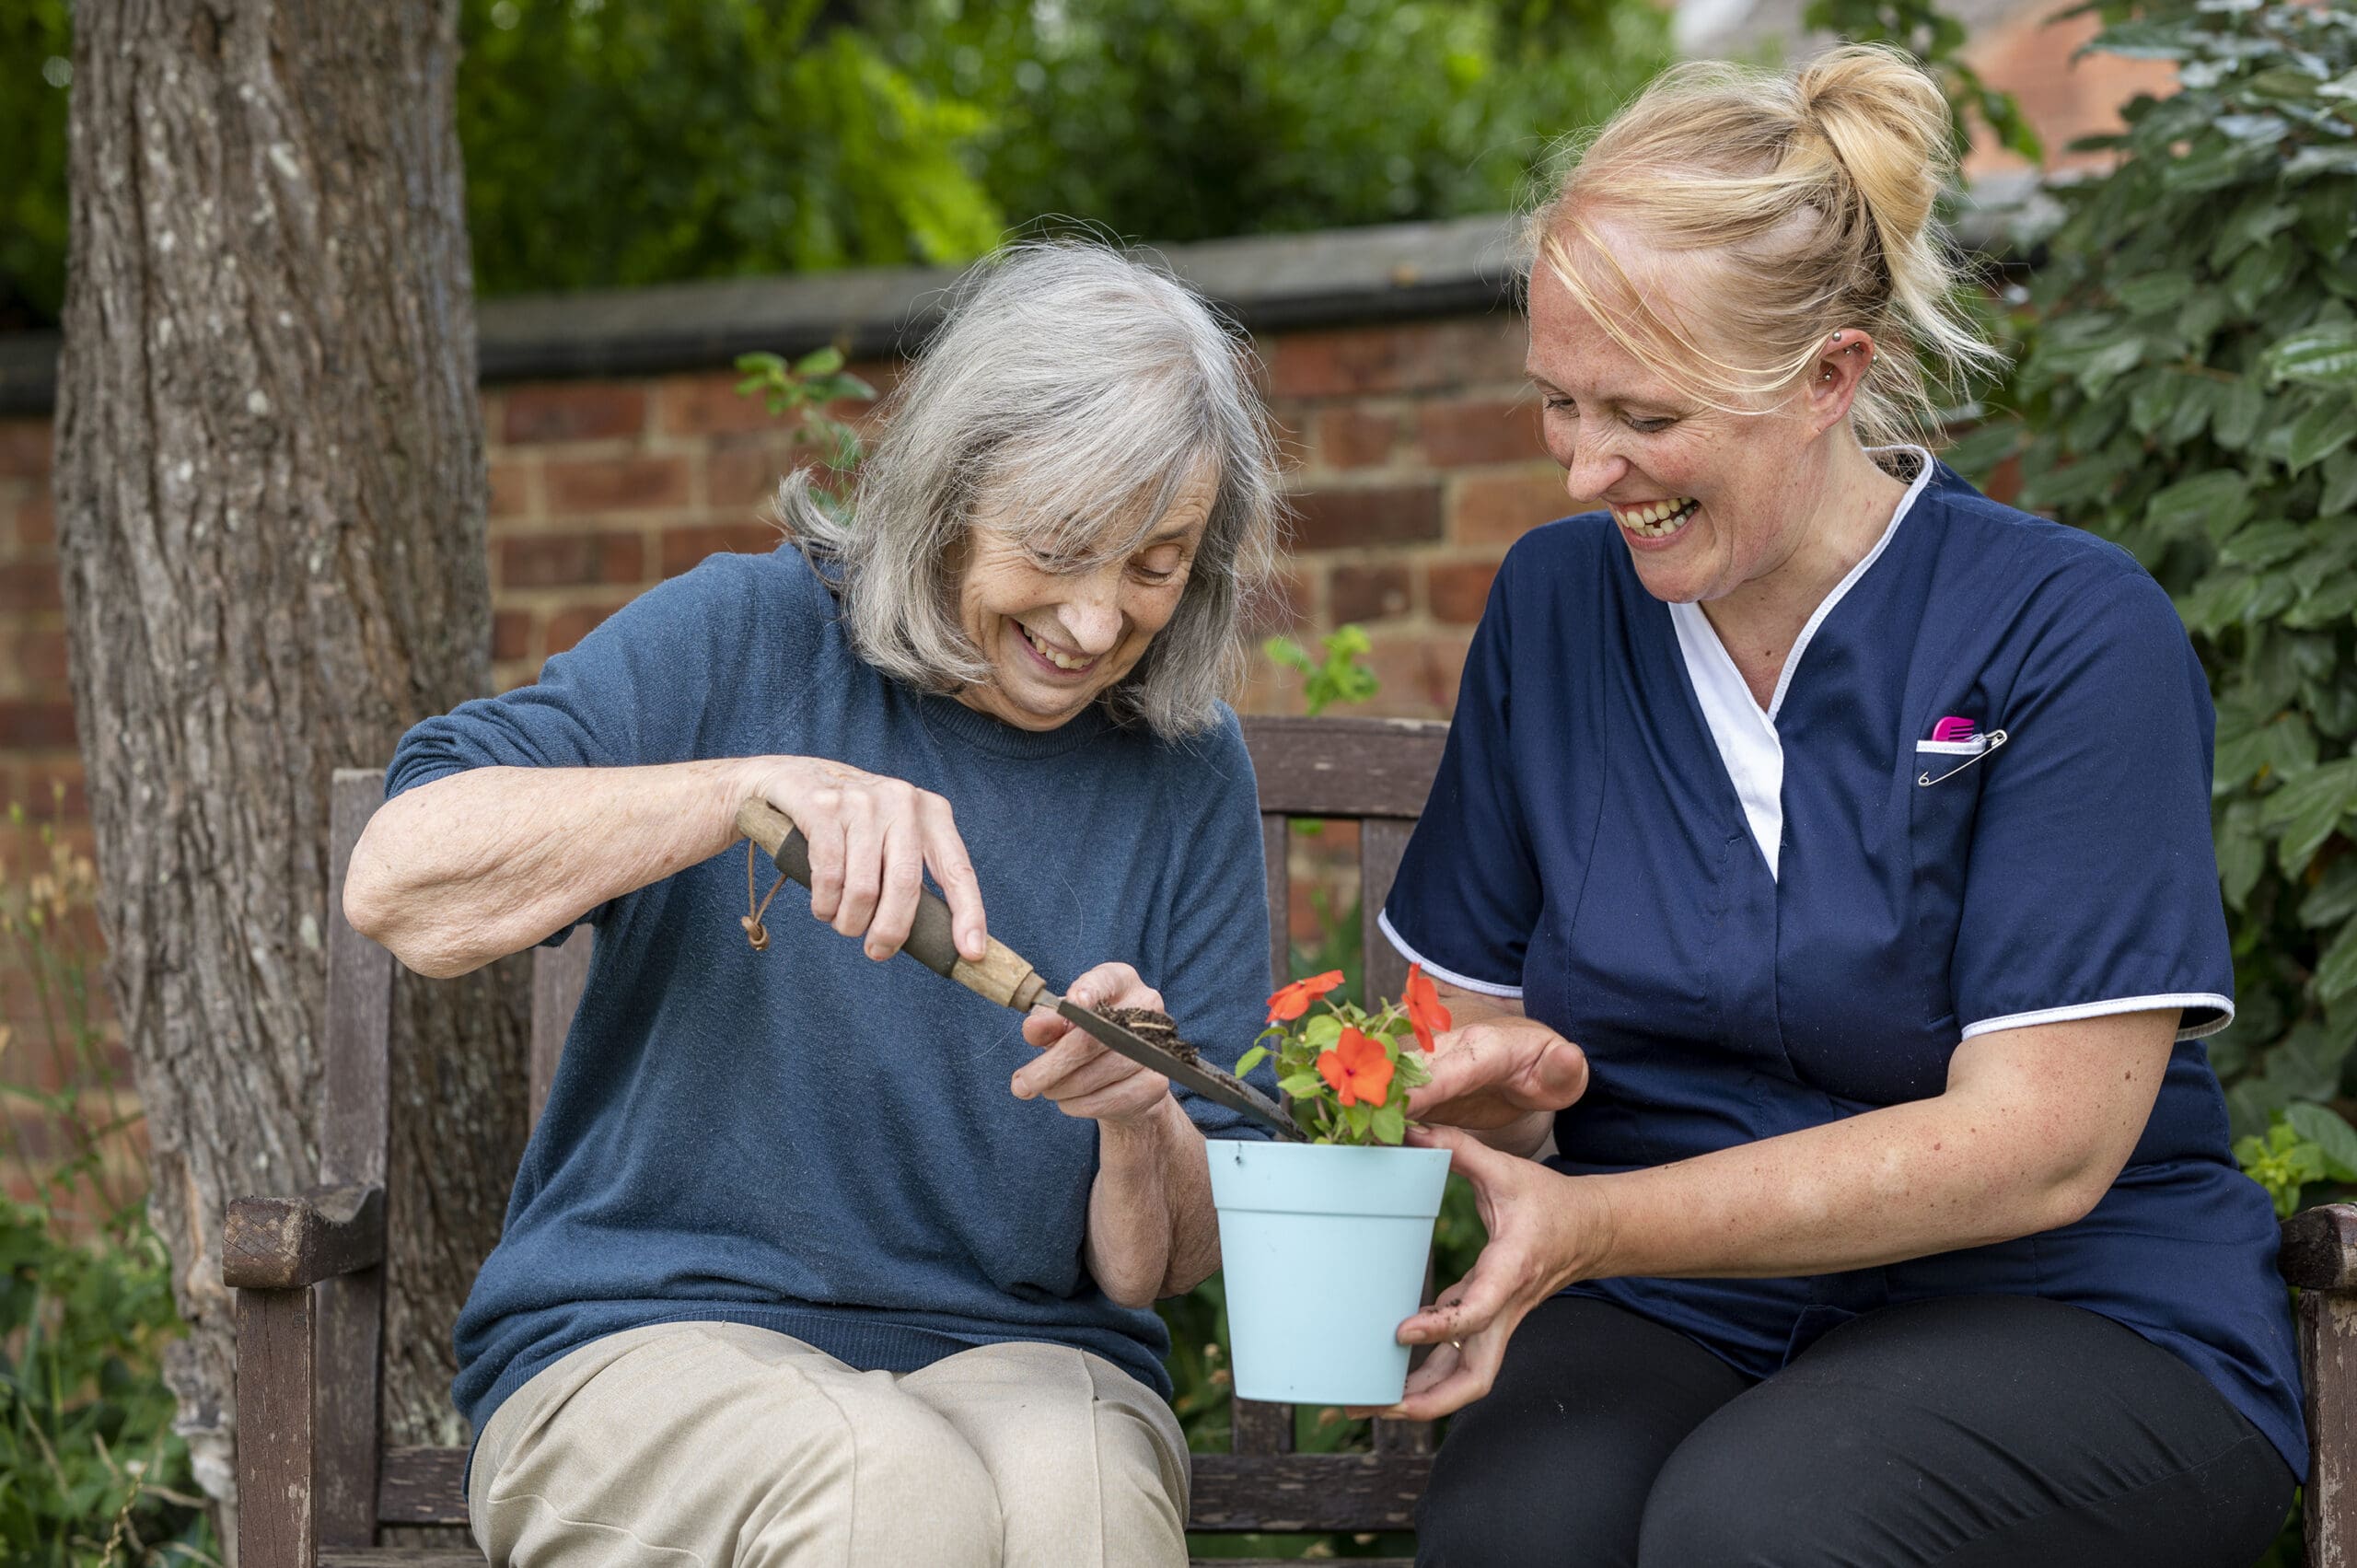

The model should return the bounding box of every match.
[1908,731,2005,1028]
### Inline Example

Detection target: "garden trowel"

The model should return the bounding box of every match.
[736,799,1306,1142]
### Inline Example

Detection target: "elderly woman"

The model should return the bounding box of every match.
[343,242,1282,1567]
[1372,47,2302,1568]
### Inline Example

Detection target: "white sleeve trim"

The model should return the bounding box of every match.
[1958,993,2235,1043]
[1376,908,1524,999]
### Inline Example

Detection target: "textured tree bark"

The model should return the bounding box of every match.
[53,0,528,1545]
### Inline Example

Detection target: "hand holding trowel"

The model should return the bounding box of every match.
[735,798,1306,1142]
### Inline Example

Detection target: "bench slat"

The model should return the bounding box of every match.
[378,1446,1432,1534]
[1240,715,1446,819]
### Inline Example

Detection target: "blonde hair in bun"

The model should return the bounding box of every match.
[1528,43,2003,447]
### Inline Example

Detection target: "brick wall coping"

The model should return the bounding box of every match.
[0,175,2048,417]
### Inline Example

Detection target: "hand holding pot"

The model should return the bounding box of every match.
[1016,962,1171,1127]
[1357,1125,1606,1423]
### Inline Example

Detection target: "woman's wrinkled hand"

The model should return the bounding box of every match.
[1016,962,1173,1129]
[1352,1125,1607,1423]
[1407,1015,1590,1135]
[738,756,987,964]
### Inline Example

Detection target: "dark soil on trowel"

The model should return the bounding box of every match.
[1102,1005,1201,1067]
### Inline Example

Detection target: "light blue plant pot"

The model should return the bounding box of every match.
[1208,1138,1454,1406]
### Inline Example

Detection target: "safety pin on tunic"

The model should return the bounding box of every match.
[1919,728,2009,786]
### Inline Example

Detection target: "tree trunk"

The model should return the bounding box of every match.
[54,0,528,1546]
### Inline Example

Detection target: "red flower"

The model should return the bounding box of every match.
[1318,1027,1396,1109]
[1268,970,1346,1024]
[1403,962,1451,1054]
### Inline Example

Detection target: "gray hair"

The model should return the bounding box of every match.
[776,240,1283,741]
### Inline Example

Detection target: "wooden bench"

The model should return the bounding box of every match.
[226,714,1453,1567]
[226,713,2357,1567]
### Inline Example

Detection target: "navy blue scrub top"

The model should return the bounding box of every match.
[1382,451,2305,1475]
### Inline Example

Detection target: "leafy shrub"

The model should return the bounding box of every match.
[1959,0,2357,1139]
[0,1202,208,1564]
[458,0,1004,296]
[0,798,209,1563]
[865,0,1669,248]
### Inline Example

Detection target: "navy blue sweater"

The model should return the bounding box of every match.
[386,546,1273,1434]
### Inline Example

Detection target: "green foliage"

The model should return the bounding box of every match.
[0,796,211,1563]
[1237,982,1434,1145]
[459,0,1004,296]
[0,1202,210,1564]
[0,1,68,327]
[732,344,877,518]
[1266,625,1381,717]
[1956,0,2357,1142]
[865,0,1669,248]
[0,0,1672,319]
[2235,1115,2329,1217]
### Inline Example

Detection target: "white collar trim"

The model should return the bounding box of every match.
[1666,447,1936,881]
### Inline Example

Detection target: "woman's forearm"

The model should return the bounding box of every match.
[1085,1097,1219,1308]
[1572,1014,2173,1283]
[344,760,757,977]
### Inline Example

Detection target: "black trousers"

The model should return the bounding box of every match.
[1414,1294,2295,1568]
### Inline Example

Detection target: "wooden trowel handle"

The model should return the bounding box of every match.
[734,798,1049,1012]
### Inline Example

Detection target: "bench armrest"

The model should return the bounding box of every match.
[2281,1202,2357,1290]
[225,1183,386,1290]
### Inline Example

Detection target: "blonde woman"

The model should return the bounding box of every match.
[1374,48,2300,1566]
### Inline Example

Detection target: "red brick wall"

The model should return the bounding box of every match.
[471,314,1548,708]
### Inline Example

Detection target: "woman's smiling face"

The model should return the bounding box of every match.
[953,466,1216,731]
[1525,235,1842,608]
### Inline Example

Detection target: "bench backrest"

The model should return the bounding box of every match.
[322,713,1452,1539]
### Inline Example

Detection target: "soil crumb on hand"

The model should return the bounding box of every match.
[1103,1005,1201,1066]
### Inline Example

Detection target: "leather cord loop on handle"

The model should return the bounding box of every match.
[743,838,788,951]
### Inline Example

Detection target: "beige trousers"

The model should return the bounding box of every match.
[466,1321,1191,1568]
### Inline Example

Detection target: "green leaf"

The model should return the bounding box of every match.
[2078,334,2147,400]
[2261,757,2357,874]
[1303,1013,1344,1049]
[2116,272,2194,316]
[2268,325,2357,388]
[2214,376,2270,451]
[795,346,847,377]
[2318,916,2357,1007]
[2286,1099,2357,1181]
[1233,1046,1268,1078]
[2217,805,2267,908]
[2145,470,2253,540]
[1371,1102,1407,1145]
[1277,1071,1325,1098]
[2324,452,2357,517]
[2287,397,2357,474]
